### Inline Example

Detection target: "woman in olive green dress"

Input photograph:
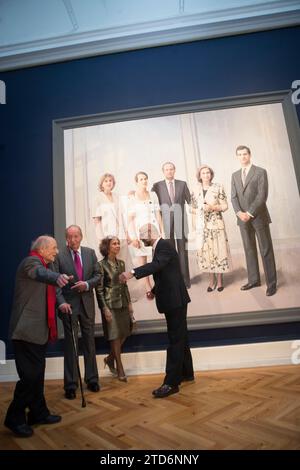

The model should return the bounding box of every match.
[96,236,133,381]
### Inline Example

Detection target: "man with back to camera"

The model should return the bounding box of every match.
[120,223,194,398]
[152,162,191,288]
[231,145,277,296]
[54,225,101,399]
[4,235,70,437]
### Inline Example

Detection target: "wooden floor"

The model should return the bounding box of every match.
[0,365,300,450]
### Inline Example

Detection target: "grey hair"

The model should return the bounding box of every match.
[139,223,160,239]
[65,225,83,238]
[31,235,54,251]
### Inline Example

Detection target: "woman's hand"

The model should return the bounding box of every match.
[128,302,133,314]
[203,202,213,212]
[104,308,113,323]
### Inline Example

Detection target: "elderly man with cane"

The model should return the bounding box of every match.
[4,235,71,437]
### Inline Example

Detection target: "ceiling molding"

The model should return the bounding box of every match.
[0,1,299,71]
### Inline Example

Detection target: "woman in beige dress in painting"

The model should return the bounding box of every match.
[191,165,231,292]
[92,173,133,270]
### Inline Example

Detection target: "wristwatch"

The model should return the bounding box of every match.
[130,269,136,277]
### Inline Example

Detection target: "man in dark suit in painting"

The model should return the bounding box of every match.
[152,162,191,288]
[231,145,277,296]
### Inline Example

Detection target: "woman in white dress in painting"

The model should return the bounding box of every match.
[190,165,231,292]
[128,171,164,298]
[92,173,133,269]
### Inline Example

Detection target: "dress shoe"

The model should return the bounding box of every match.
[217,286,224,292]
[4,421,33,437]
[152,384,179,398]
[266,286,277,296]
[240,281,261,291]
[28,414,61,426]
[65,389,76,400]
[87,382,100,392]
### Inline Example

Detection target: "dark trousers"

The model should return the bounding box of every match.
[240,223,277,289]
[5,340,49,426]
[164,305,194,386]
[61,302,98,391]
[168,237,191,288]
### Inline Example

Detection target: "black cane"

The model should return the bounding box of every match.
[68,312,86,408]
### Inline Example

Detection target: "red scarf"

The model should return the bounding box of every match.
[29,250,57,342]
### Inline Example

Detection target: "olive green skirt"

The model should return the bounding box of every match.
[102,307,132,341]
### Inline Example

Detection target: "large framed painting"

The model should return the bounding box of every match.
[53,91,300,335]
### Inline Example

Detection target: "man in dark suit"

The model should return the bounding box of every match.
[4,236,70,437]
[54,225,101,399]
[231,145,277,296]
[152,161,191,288]
[120,224,194,398]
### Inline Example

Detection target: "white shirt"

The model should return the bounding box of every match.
[165,179,175,200]
[69,247,89,290]
[240,164,254,218]
[70,247,83,264]
[241,163,252,180]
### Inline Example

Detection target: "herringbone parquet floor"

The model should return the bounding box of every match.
[0,365,299,450]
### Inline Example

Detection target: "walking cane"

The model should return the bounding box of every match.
[68,311,86,408]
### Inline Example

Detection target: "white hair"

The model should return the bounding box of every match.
[31,235,54,251]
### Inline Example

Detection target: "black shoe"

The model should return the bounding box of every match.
[152,384,179,398]
[217,286,224,292]
[28,414,61,426]
[87,382,100,392]
[4,421,33,437]
[65,389,76,400]
[266,286,277,296]
[207,286,214,292]
[240,281,261,291]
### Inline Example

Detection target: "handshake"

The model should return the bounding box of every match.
[56,274,73,288]
[56,274,89,293]
[119,271,134,284]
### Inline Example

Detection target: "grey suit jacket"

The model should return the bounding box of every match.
[10,256,61,345]
[231,165,271,228]
[152,179,191,238]
[54,246,101,319]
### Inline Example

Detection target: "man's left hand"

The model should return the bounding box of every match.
[71,281,87,292]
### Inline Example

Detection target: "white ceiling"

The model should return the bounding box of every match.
[0,0,299,70]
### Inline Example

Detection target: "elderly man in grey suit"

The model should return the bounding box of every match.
[231,145,277,296]
[152,162,191,288]
[54,225,101,399]
[4,236,70,437]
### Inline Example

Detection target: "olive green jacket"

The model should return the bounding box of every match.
[96,258,131,310]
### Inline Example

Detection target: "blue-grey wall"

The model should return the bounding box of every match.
[1,26,300,358]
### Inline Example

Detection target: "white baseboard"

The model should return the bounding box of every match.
[0,340,298,382]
